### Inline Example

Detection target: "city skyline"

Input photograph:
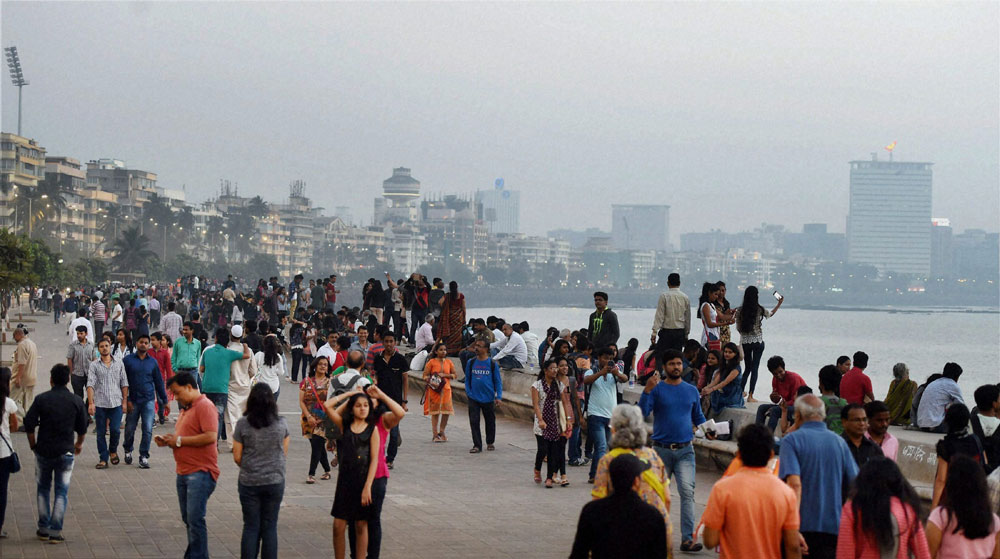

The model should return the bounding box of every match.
[2,2,997,240]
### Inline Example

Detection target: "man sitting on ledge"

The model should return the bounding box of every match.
[490,322,527,370]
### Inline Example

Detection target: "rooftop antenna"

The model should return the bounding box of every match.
[4,46,29,136]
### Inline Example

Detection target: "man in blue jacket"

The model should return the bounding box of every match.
[122,334,168,469]
[464,340,503,454]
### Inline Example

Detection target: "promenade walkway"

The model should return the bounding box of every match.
[1,311,719,558]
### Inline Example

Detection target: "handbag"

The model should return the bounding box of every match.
[0,431,20,474]
[426,374,445,393]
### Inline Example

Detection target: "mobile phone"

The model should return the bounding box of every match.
[773,291,782,301]
[154,435,165,443]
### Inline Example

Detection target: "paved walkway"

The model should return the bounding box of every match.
[1,307,718,558]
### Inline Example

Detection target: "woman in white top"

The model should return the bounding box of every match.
[1,366,18,538]
[733,286,783,403]
[697,283,731,351]
[254,335,286,399]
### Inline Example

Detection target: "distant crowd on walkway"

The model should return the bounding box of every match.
[1,270,998,559]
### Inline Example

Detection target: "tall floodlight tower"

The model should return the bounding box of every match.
[4,46,29,136]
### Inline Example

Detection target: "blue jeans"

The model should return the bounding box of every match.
[35,452,75,537]
[756,403,791,434]
[587,415,611,478]
[239,482,284,559]
[740,342,765,396]
[124,400,156,458]
[653,443,696,543]
[95,406,123,462]
[177,471,217,559]
[204,393,228,441]
[568,424,582,463]
[386,425,401,464]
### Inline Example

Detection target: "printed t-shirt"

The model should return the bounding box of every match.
[840,368,873,405]
[701,467,799,559]
[927,507,1000,559]
[201,345,244,393]
[173,394,220,480]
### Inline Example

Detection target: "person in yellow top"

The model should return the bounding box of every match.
[423,342,455,442]
[591,403,672,556]
[11,326,38,423]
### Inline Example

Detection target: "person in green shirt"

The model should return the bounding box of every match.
[172,322,203,388]
[199,328,250,441]
[818,365,849,435]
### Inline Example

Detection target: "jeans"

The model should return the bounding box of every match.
[35,452,75,537]
[95,406,123,462]
[177,470,217,559]
[348,477,388,559]
[124,400,156,458]
[112,320,121,333]
[386,425,401,464]
[458,349,476,370]
[587,415,611,478]
[291,348,304,382]
[176,368,199,390]
[468,399,496,450]
[205,393,228,440]
[0,455,13,532]
[653,443,696,542]
[740,342,765,396]
[94,320,105,338]
[409,308,426,343]
[54,308,61,323]
[238,482,284,559]
[756,403,791,434]
[568,424,582,463]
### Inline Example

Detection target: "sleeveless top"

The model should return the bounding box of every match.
[700,302,719,346]
[340,422,376,476]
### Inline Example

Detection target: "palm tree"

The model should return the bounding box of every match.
[109,225,156,272]
[14,181,69,237]
[100,204,125,247]
[245,195,269,219]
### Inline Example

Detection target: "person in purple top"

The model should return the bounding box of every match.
[638,348,715,553]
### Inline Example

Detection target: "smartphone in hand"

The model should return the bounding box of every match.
[773,290,783,301]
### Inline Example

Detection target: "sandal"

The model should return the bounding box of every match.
[109,454,120,465]
[320,472,331,481]
[561,478,571,487]
[469,447,482,454]
[544,478,554,488]
[432,434,442,442]
[534,469,542,484]
[306,476,316,484]
[680,541,704,553]
[439,432,447,442]
[95,462,108,470]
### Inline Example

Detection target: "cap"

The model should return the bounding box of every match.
[230,324,243,338]
[608,453,652,491]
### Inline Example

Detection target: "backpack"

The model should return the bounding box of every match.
[329,371,369,397]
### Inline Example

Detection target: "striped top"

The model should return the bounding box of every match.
[86,357,129,408]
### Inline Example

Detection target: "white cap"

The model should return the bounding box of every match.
[230,324,243,338]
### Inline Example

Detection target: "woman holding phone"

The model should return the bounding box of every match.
[733,286,783,403]
[697,283,731,353]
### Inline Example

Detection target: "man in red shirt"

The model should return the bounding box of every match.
[155,372,219,559]
[324,275,339,311]
[839,351,874,405]
[755,356,806,434]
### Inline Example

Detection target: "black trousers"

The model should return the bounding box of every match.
[801,532,837,559]
[308,435,330,476]
[534,435,560,479]
[71,374,88,405]
[468,399,496,450]
[654,328,686,355]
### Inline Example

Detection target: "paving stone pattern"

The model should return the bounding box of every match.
[1,306,717,558]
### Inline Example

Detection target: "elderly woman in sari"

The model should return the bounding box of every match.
[884,362,918,425]
[591,403,671,551]
[437,281,466,356]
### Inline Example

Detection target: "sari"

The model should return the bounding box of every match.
[885,378,918,425]
[438,293,466,356]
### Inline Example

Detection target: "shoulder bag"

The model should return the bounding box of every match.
[0,430,21,473]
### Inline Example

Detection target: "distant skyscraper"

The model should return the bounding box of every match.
[847,156,932,275]
[475,189,520,235]
[612,204,670,252]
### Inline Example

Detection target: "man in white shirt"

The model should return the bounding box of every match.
[69,309,94,345]
[110,298,124,332]
[515,322,540,369]
[327,351,372,399]
[650,273,691,353]
[415,314,436,351]
[490,323,527,369]
[315,331,338,365]
[916,363,965,432]
[224,325,256,449]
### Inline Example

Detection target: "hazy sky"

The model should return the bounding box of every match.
[3,2,997,240]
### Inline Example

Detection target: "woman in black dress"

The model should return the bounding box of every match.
[324,390,380,559]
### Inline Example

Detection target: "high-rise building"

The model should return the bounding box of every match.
[0,132,46,232]
[611,204,670,252]
[930,218,953,279]
[379,167,421,225]
[847,156,932,276]
[475,189,520,235]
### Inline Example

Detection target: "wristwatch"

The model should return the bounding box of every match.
[175,436,182,448]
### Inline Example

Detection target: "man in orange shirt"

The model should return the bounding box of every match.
[701,424,802,559]
[155,372,219,559]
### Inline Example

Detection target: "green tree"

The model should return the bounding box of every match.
[27,239,64,285]
[65,257,109,287]
[164,253,205,282]
[100,204,126,247]
[15,181,69,239]
[108,225,157,272]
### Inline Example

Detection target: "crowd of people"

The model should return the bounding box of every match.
[0,270,998,559]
